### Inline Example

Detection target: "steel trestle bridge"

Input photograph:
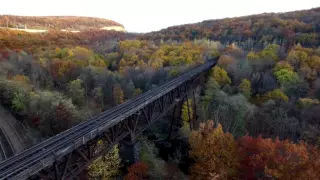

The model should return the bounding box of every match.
[0,59,217,180]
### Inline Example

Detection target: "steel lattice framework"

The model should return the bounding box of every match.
[0,60,217,180]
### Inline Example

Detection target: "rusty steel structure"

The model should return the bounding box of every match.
[0,60,217,180]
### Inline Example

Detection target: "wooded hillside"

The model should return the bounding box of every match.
[0,15,123,30]
[142,7,320,49]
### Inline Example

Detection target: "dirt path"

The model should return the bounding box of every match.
[0,106,24,154]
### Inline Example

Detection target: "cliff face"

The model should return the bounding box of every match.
[0,15,125,31]
[100,26,126,32]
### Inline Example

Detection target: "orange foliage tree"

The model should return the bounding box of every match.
[189,120,239,179]
[12,75,30,84]
[237,136,320,180]
[217,55,234,68]
[124,162,148,180]
[189,121,320,180]
[50,60,75,77]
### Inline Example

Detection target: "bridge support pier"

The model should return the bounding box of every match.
[191,89,199,129]
[167,105,177,141]
[119,137,140,167]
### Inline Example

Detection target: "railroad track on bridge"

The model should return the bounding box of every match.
[0,59,217,180]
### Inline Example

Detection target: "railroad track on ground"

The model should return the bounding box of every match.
[0,129,13,162]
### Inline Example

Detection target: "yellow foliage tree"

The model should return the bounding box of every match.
[181,99,193,126]
[211,66,231,86]
[88,145,121,180]
[299,64,317,81]
[259,44,280,61]
[287,50,308,68]
[238,79,251,99]
[308,55,320,72]
[274,61,294,72]
[297,98,319,108]
[189,120,239,180]
[247,51,259,61]
[73,46,93,62]
[263,89,289,102]
[133,88,143,97]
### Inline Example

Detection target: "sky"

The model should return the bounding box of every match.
[1,0,319,33]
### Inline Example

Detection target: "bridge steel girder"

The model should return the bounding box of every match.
[36,78,195,180]
[0,59,217,180]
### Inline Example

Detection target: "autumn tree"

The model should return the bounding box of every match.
[92,86,104,110]
[217,55,234,69]
[224,43,244,57]
[11,90,28,113]
[238,79,251,99]
[73,46,94,63]
[26,90,81,136]
[12,75,30,84]
[287,50,308,68]
[274,69,299,87]
[299,64,317,82]
[260,89,289,103]
[297,98,319,108]
[237,136,320,180]
[189,120,239,179]
[79,67,95,107]
[211,66,231,86]
[247,44,280,62]
[285,81,309,99]
[198,77,252,137]
[151,44,202,67]
[307,55,320,72]
[67,79,85,107]
[139,139,166,178]
[274,61,294,72]
[198,77,220,121]
[124,162,149,180]
[247,51,260,61]
[189,123,320,180]
[259,44,280,61]
[113,83,124,105]
[201,77,220,106]
[181,99,193,127]
[88,145,121,180]
[53,102,73,133]
[133,88,142,97]
[50,60,74,77]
